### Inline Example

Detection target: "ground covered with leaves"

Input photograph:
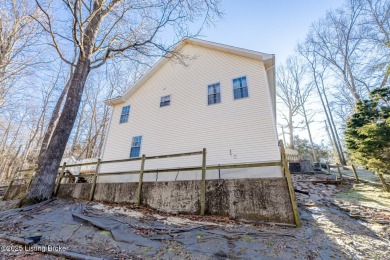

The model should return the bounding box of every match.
[0,169,389,259]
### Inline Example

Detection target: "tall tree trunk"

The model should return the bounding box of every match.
[0,121,12,152]
[288,111,294,149]
[313,72,344,164]
[25,57,90,203]
[281,125,287,148]
[97,106,110,157]
[37,79,71,161]
[320,77,347,165]
[324,120,338,162]
[301,103,317,161]
[85,108,96,158]
[71,100,86,153]
[5,145,22,179]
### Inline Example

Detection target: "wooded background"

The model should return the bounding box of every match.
[0,0,389,184]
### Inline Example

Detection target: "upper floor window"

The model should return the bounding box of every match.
[208,83,221,105]
[233,76,248,99]
[120,105,130,123]
[130,136,142,158]
[160,95,171,107]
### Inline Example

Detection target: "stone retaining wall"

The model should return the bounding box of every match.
[57,177,294,224]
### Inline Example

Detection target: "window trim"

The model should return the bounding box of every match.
[130,135,142,158]
[232,76,249,100]
[119,105,131,124]
[207,82,222,105]
[160,95,171,107]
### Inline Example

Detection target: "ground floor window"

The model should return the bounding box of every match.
[130,136,142,158]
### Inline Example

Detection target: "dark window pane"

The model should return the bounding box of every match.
[130,147,140,158]
[216,94,221,103]
[215,84,220,93]
[234,89,241,99]
[120,105,130,123]
[233,77,248,100]
[207,83,221,105]
[208,85,214,95]
[130,136,142,158]
[120,115,129,123]
[160,95,171,107]
[208,93,221,105]
[208,95,213,105]
[241,87,248,98]
[233,78,240,89]
[241,77,247,88]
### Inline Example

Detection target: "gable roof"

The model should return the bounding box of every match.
[105,38,275,106]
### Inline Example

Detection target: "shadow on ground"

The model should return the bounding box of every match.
[0,194,388,259]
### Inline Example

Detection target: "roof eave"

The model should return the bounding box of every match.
[104,96,124,106]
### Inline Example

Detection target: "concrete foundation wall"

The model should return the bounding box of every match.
[57,177,294,224]
[57,183,92,199]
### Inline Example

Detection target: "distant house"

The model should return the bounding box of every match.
[100,39,280,182]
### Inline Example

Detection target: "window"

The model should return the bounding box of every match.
[130,136,142,158]
[160,95,171,107]
[233,76,248,99]
[120,105,130,123]
[208,83,221,105]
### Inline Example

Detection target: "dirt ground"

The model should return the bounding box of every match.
[0,169,389,259]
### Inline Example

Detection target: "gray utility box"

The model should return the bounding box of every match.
[289,160,313,173]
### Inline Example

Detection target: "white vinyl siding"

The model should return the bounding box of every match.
[101,44,281,178]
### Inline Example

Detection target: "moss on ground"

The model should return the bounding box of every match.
[334,182,390,210]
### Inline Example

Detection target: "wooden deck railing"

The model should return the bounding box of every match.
[2,142,301,226]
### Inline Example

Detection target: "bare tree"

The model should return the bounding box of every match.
[306,0,367,102]
[0,109,27,179]
[360,0,390,88]
[0,0,41,109]
[298,42,347,165]
[276,61,301,150]
[69,68,127,159]
[24,0,222,203]
[277,56,317,160]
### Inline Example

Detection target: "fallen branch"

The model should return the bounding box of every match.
[297,180,341,185]
[294,188,309,195]
[240,219,298,228]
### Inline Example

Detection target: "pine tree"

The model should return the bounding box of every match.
[345,88,390,174]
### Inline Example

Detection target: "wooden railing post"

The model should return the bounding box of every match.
[336,164,343,179]
[26,176,34,191]
[89,159,101,201]
[2,167,19,201]
[279,140,301,227]
[378,172,389,192]
[351,164,359,182]
[136,154,146,206]
[54,162,66,196]
[200,148,207,216]
[326,162,331,175]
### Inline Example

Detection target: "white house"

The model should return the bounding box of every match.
[99,39,281,183]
